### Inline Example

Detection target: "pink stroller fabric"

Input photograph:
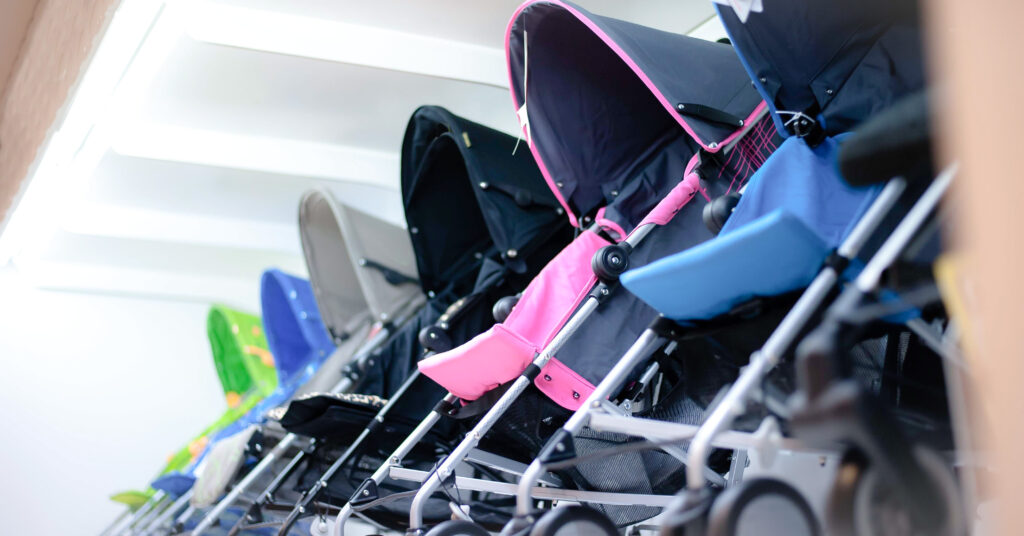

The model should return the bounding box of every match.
[419,167,705,410]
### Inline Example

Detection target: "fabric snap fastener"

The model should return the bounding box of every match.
[544,375,552,381]
[572,392,580,399]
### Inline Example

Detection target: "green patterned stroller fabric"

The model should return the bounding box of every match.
[110,305,278,507]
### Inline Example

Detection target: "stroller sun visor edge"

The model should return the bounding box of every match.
[505,0,766,228]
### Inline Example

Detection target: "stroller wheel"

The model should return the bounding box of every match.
[529,505,617,536]
[827,447,963,536]
[425,519,491,536]
[706,478,820,536]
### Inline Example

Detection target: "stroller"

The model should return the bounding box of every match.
[105,306,277,536]
[341,3,778,535]
[183,195,424,535]
[217,105,572,536]
[505,2,959,535]
[139,272,337,535]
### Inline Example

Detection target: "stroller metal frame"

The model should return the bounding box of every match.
[683,168,951,493]
[188,314,418,536]
[509,171,909,517]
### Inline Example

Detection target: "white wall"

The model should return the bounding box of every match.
[0,266,235,535]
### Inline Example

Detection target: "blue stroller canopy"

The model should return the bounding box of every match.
[716,0,925,139]
[260,269,335,388]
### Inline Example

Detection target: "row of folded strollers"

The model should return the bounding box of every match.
[103,1,971,535]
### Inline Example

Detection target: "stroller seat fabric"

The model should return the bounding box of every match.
[622,135,882,322]
[621,209,827,322]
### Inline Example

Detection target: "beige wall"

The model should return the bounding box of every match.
[0,0,119,227]
[926,1,1024,534]
[0,0,41,110]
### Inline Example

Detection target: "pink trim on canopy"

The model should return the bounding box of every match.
[504,0,768,227]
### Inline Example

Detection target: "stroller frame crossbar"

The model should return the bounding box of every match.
[400,224,659,532]
[684,176,912,490]
[189,303,420,536]
[508,174,912,520]
[139,489,193,536]
[464,448,562,487]
[586,413,837,456]
[387,468,676,508]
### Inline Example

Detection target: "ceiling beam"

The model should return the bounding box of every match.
[110,122,400,188]
[65,203,302,254]
[15,257,267,310]
[184,3,508,88]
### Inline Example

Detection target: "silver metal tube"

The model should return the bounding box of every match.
[192,311,410,534]
[120,491,165,535]
[685,177,910,490]
[515,329,663,515]
[938,322,979,529]
[139,490,192,536]
[391,467,676,507]
[588,413,837,454]
[837,179,908,259]
[102,509,135,536]
[131,495,171,535]
[331,394,457,536]
[172,504,196,532]
[855,168,954,291]
[191,433,297,535]
[408,296,603,529]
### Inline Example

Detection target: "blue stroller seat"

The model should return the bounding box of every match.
[622,210,827,322]
[623,135,879,322]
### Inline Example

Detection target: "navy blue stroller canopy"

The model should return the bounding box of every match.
[401,105,566,299]
[507,0,766,228]
[717,0,925,140]
[260,269,335,387]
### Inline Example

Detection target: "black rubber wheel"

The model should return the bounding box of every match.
[529,505,617,536]
[707,478,820,536]
[591,244,630,283]
[419,324,453,353]
[702,192,742,234]
[425,519,491,536]
[827,447,963,536]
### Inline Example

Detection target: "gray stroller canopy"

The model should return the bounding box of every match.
[507,0,764,227]
[299,189,421,342]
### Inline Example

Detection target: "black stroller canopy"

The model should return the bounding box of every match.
[507,0,763,225]
[717,0,925,138]
[401,105,562,296]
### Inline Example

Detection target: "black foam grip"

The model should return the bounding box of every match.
[839,91,934,187]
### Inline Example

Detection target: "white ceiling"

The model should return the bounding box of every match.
[4,0,723,311]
